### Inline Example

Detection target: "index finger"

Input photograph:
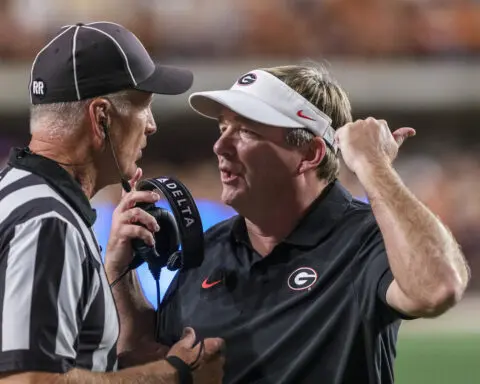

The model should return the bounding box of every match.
[131,167,143,190]
[121,167,143,198]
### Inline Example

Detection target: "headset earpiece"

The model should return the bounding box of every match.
[130,201,180,273]
[97,103,109,136]
[150,207,180,257]
[100,119,108,137]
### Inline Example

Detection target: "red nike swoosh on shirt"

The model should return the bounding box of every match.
[297,110,316,121]
[202,279,222,289]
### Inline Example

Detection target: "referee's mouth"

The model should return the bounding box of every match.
[136,143,147,161]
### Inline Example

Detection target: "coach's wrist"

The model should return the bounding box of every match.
[353,157,392,184]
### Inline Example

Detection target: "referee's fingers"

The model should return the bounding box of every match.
[118,224,155,247]
[117,190,161,212]
[122,207,160,233]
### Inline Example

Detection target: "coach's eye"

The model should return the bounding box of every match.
[239,128,258,137]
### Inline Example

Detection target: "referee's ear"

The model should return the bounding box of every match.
[88,98,112,149]
[297,136,326,175]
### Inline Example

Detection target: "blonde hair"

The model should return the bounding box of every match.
[262,64,352,183]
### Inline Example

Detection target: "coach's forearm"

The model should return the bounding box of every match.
[106,266,165,358]
[357,160,470,313]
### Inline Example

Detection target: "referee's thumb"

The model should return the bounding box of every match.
[180,327,196,347]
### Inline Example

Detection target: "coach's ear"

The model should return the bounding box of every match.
[297,136,326,175]
[88,98,112,149]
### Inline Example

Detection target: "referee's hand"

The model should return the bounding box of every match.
[167,327,225,384]
[105,167,161,275]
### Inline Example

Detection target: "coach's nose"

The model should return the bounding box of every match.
[213,127,237,159]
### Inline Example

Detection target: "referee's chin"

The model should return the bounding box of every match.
[93,163,136,195]
[119,163,142,187]
[114,156,138,180]
[122,163,138,181]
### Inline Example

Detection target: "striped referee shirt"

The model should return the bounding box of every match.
[0,147,119,374]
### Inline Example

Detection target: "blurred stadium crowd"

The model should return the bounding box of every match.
[0,0,480,60]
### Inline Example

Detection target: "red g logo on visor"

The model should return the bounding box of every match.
[238,73,257,86]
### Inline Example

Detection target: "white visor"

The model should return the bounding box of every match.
[188,69,337,151]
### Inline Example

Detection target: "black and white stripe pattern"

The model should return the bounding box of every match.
[0,166,119,373]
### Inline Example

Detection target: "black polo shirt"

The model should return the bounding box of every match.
[158,181,407,384]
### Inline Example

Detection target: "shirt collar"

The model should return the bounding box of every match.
[231,180,352,248]
[8,147,97,226]
[284,180,352,246]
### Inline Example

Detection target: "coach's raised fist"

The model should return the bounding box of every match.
[335,117,416,174]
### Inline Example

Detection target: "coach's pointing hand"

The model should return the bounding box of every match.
[335,117,416,175]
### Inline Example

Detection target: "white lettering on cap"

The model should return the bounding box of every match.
[32,80,45,96]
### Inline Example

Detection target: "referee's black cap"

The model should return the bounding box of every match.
[29,21,194,105]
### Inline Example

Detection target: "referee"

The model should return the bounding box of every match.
[0,22,224,382]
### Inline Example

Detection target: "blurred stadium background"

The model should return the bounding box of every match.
[0,1,478,382]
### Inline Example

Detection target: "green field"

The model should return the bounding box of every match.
[395,333,480,384]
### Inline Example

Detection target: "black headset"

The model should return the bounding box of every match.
[100,119,205,284]
[130,176,205,278]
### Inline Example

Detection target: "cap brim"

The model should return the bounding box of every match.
[189,90,304,128]
[135,64,193,95]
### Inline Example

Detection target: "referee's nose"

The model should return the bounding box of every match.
[146,108,157,136]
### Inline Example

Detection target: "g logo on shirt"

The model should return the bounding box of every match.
[288,267,318,291]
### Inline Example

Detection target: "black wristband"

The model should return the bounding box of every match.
[165,356,193,384]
